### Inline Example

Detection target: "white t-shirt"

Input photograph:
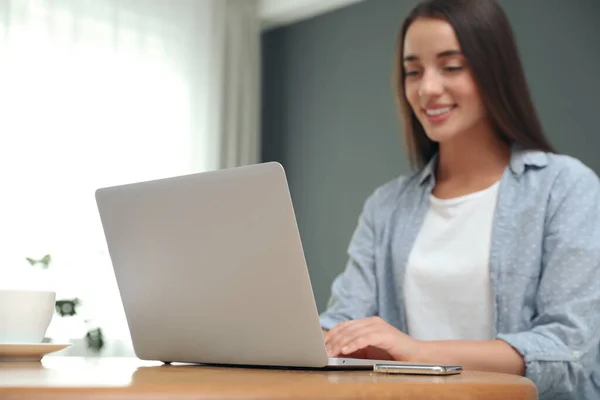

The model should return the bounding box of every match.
[404,181,500,341]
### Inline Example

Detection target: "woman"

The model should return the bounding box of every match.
[319,0,600,398]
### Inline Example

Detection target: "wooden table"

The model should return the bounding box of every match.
[0,357,538,399]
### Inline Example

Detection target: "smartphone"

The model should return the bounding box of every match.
[373,363,463,375]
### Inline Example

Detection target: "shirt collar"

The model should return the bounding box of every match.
[417,142,549,186]
[508,142,549,177]
[418,153,438,185]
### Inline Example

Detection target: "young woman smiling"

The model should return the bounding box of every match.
[319,0,600,398]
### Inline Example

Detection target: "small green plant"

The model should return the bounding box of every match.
[26,254,105,352]
[26,254,51,269]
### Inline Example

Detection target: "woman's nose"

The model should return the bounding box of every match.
[418,70,444,98]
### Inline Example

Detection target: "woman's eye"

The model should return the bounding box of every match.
[444,66,463,72]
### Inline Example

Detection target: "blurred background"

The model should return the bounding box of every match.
[0,0,598,356]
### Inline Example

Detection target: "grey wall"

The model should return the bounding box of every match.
[261,0,600,312]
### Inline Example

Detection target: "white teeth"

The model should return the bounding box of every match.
[426,107,454,116]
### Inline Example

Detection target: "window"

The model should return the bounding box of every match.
[0,0,211,351]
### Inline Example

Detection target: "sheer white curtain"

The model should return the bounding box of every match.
[209,0,261,169]
[0,0,260,355]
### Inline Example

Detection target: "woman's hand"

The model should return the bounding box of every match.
[323,317,423,361]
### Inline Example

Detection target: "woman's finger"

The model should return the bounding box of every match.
[325,320,361,352]
[338,326,381,356]
[324,319,354,344]
[329,324,380,357]
[326,322,362,356]
[325,318,385,356]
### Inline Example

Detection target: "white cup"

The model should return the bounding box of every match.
[0,290,56,344]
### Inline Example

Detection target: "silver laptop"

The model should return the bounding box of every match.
[94,162,428,369]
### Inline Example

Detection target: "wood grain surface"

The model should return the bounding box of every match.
[0,357,538,400]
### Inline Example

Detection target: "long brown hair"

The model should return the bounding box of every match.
[395,0,556,169]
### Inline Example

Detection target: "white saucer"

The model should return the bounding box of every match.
[0,343,72,362]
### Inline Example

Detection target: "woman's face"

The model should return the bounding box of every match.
[403,18,487,144]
